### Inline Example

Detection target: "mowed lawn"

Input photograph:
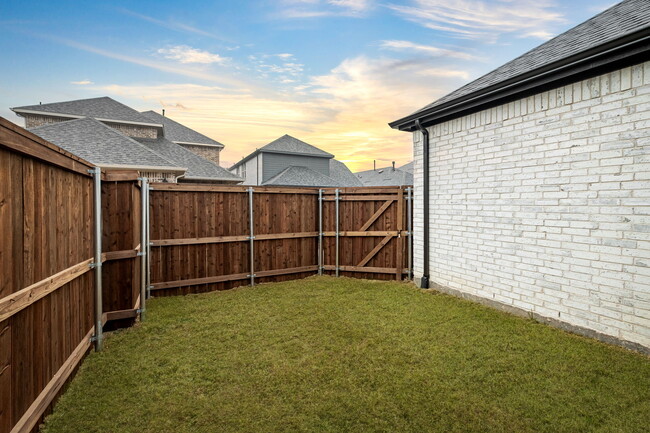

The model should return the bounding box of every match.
[42,277,650,433]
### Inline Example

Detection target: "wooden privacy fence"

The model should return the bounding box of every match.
[0,118,145,433]
[0,115,413,432]
[147,184,413,296]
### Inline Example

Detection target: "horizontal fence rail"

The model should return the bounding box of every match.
[148,184,412,294]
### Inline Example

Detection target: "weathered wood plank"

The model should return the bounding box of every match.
[322,195,398,201]
[0,259,92,323]
[9,327,93,433]
[357,235,394,267]
[151,266,319,291]
[152,232,319,247]
[101,249,139,262]
[359,200,393,231]
[0,118,93,177]
[322,265,408,274]
[322,231,398,237]
[150,183,320,195]
[396,189,404,280]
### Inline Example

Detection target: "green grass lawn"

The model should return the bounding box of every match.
[42,276,650,433]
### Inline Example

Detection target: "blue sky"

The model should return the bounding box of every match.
[0,0,612,170]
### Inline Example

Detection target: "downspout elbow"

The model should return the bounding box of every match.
[414,119,430,289]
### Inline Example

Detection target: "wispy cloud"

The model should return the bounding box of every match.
[34,33,251,89]
[117,8,224,40]
[380,40,478,60]
[97,53,467,171]
[388,0,566,42]
[157,45,229,64]
[71,79,93,85]
[273,0,374,19]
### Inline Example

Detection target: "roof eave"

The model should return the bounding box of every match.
[96,163,187,173]
[174,141,224,148]
[390,27,650,132]
[182,175,243,182]
[11,108,164,129]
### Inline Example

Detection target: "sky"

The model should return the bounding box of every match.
[0,0,613,171]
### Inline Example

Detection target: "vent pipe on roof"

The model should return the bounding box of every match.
[392,161,395,171]
[162,109,165,116]
[373,160,376,171]
[415,118,429,289]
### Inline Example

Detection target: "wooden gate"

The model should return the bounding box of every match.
[321,187,410,281]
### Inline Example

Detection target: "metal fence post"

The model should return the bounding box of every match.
[248,187,255,286]
[407,187,413,281]
[138,178,148,320]
[335,188,340,277]
[146,183,152,299]
[318,189,323,275]
[90,167,103,351]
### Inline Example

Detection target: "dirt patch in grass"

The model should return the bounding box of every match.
[42,276,650,433]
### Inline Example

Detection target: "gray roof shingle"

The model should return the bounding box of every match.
[29,117,183,170]
[14,97,159,125]
[134,137,241,181]
[330,159,363,187]
[231,134,333,169]
[262,160,363,187]
[410,0,650,117]
[262,166,342,187]
[398,161,414,174]
[140,110,225,147]
[261,134,333,157]
[354,167,413,186]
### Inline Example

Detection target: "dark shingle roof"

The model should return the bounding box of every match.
[354,167,413,186]
[29,118,182,170]
[398,161,413,174]
[405,0,650,120]
[134,137,241,182]
[262,166,341,187]
[140,110,224,147]
[14,97,159,125]
[230,134,333,169]
[330,159,363,187]
[261,134,333,157]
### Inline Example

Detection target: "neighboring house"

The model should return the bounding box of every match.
[11,96,241,184]
[390,0,650,351]
[398,161,413,174]
[229,134,362,187]
[355,162,413,186]
[140,110,224,165]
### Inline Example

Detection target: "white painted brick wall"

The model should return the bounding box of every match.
[412,62,650,349]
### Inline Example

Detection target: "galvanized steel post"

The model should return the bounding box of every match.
[139,178,148,320]
[146,183,151,299]
[406,187,413,280]
[91,167,103,351]
[318,189,323,275]
[335,188,340,277]
[248,187,255,286]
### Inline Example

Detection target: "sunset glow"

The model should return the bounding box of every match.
[0,0,606,172]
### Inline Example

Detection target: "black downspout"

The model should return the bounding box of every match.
[415,119,429,289]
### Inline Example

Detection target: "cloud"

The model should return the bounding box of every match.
[71,80,93,85]
[32,32,251,89]
[273,0,373,19]
[388,0,566,42]
[95,53,468,171]
[117,8,224,40]
[380,40,478,60]
[97,52,469,171]
[157,45,229,64]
